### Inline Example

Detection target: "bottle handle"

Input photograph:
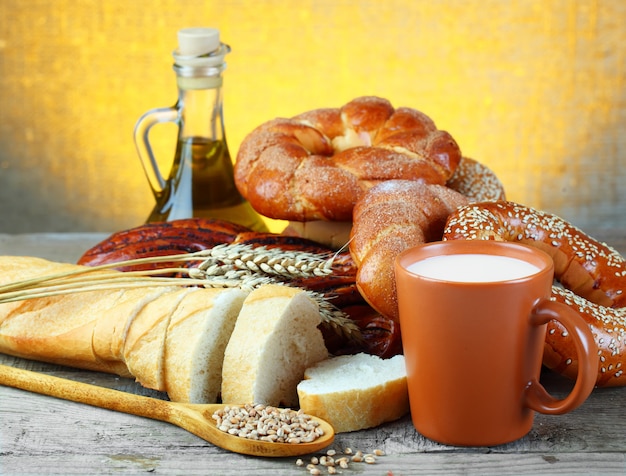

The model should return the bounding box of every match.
[523,298,599,415]
[133,106,179,195]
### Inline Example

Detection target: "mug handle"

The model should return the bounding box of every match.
[523,298,599,415]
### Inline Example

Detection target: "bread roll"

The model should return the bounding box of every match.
[297,353,409,433]
[443,200,626,387]
[221,285,328,407]
[350,181,469,321]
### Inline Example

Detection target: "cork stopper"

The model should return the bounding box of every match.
[177,27,220,57]
[173,27,230,72]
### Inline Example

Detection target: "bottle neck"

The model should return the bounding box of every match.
[172,42,230,141]
[172,42,229,90]
[176,82,225,141]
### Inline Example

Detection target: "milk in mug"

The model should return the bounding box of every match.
[406,253,541,282]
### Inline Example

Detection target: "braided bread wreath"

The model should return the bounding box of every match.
[234,96,463,222]
[443,202,625,387]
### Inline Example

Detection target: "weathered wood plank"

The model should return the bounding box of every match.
[2,451,625,476]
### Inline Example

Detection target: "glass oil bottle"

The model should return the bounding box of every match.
[134,27,268,231]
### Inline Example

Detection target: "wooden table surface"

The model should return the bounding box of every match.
[1,231,625,475]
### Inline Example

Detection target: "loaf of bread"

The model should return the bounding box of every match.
[0,257,332,405]
[297,353,409,433]
[221,285,328,407]
[0,257,176,377]
[0,257,251,403]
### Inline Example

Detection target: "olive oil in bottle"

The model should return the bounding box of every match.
[134,27,268,232]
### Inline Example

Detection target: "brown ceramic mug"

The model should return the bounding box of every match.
[394,240,599,446]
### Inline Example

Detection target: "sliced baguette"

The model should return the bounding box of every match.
[221,284,328,407]
[0,256,248,402]
[297,353,409,433]
[164,287,248,403]
[0,257,161,376]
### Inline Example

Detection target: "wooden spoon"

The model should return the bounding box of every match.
[0,364,334,457]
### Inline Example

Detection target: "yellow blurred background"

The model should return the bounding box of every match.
[1,0,624,234]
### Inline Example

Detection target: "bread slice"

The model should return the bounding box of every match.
[221,284,328,407]
[164,287,248,403]
[297,353,409,433]
[123,287,195,391]
[91,287,173,364]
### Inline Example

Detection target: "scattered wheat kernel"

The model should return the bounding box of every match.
[295,459,304,467]
[364,455,377,464]
[310,456,319,465]
[327,449,337,456]
[374,449,385,456]
[328,467,337,474]
[351,455,363,463]
[343,447,353,455]
[309,468,321,476]
[306,463,317,471]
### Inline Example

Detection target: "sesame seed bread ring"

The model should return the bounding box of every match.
[443,201,626,387]
[446,157,507,202]
[234,96,462,222]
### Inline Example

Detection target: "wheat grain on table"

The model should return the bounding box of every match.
[0,232,625,475]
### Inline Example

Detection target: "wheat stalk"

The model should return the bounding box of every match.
[0,244,334,295]
[197,243,335,278]
[0,244,362,343]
